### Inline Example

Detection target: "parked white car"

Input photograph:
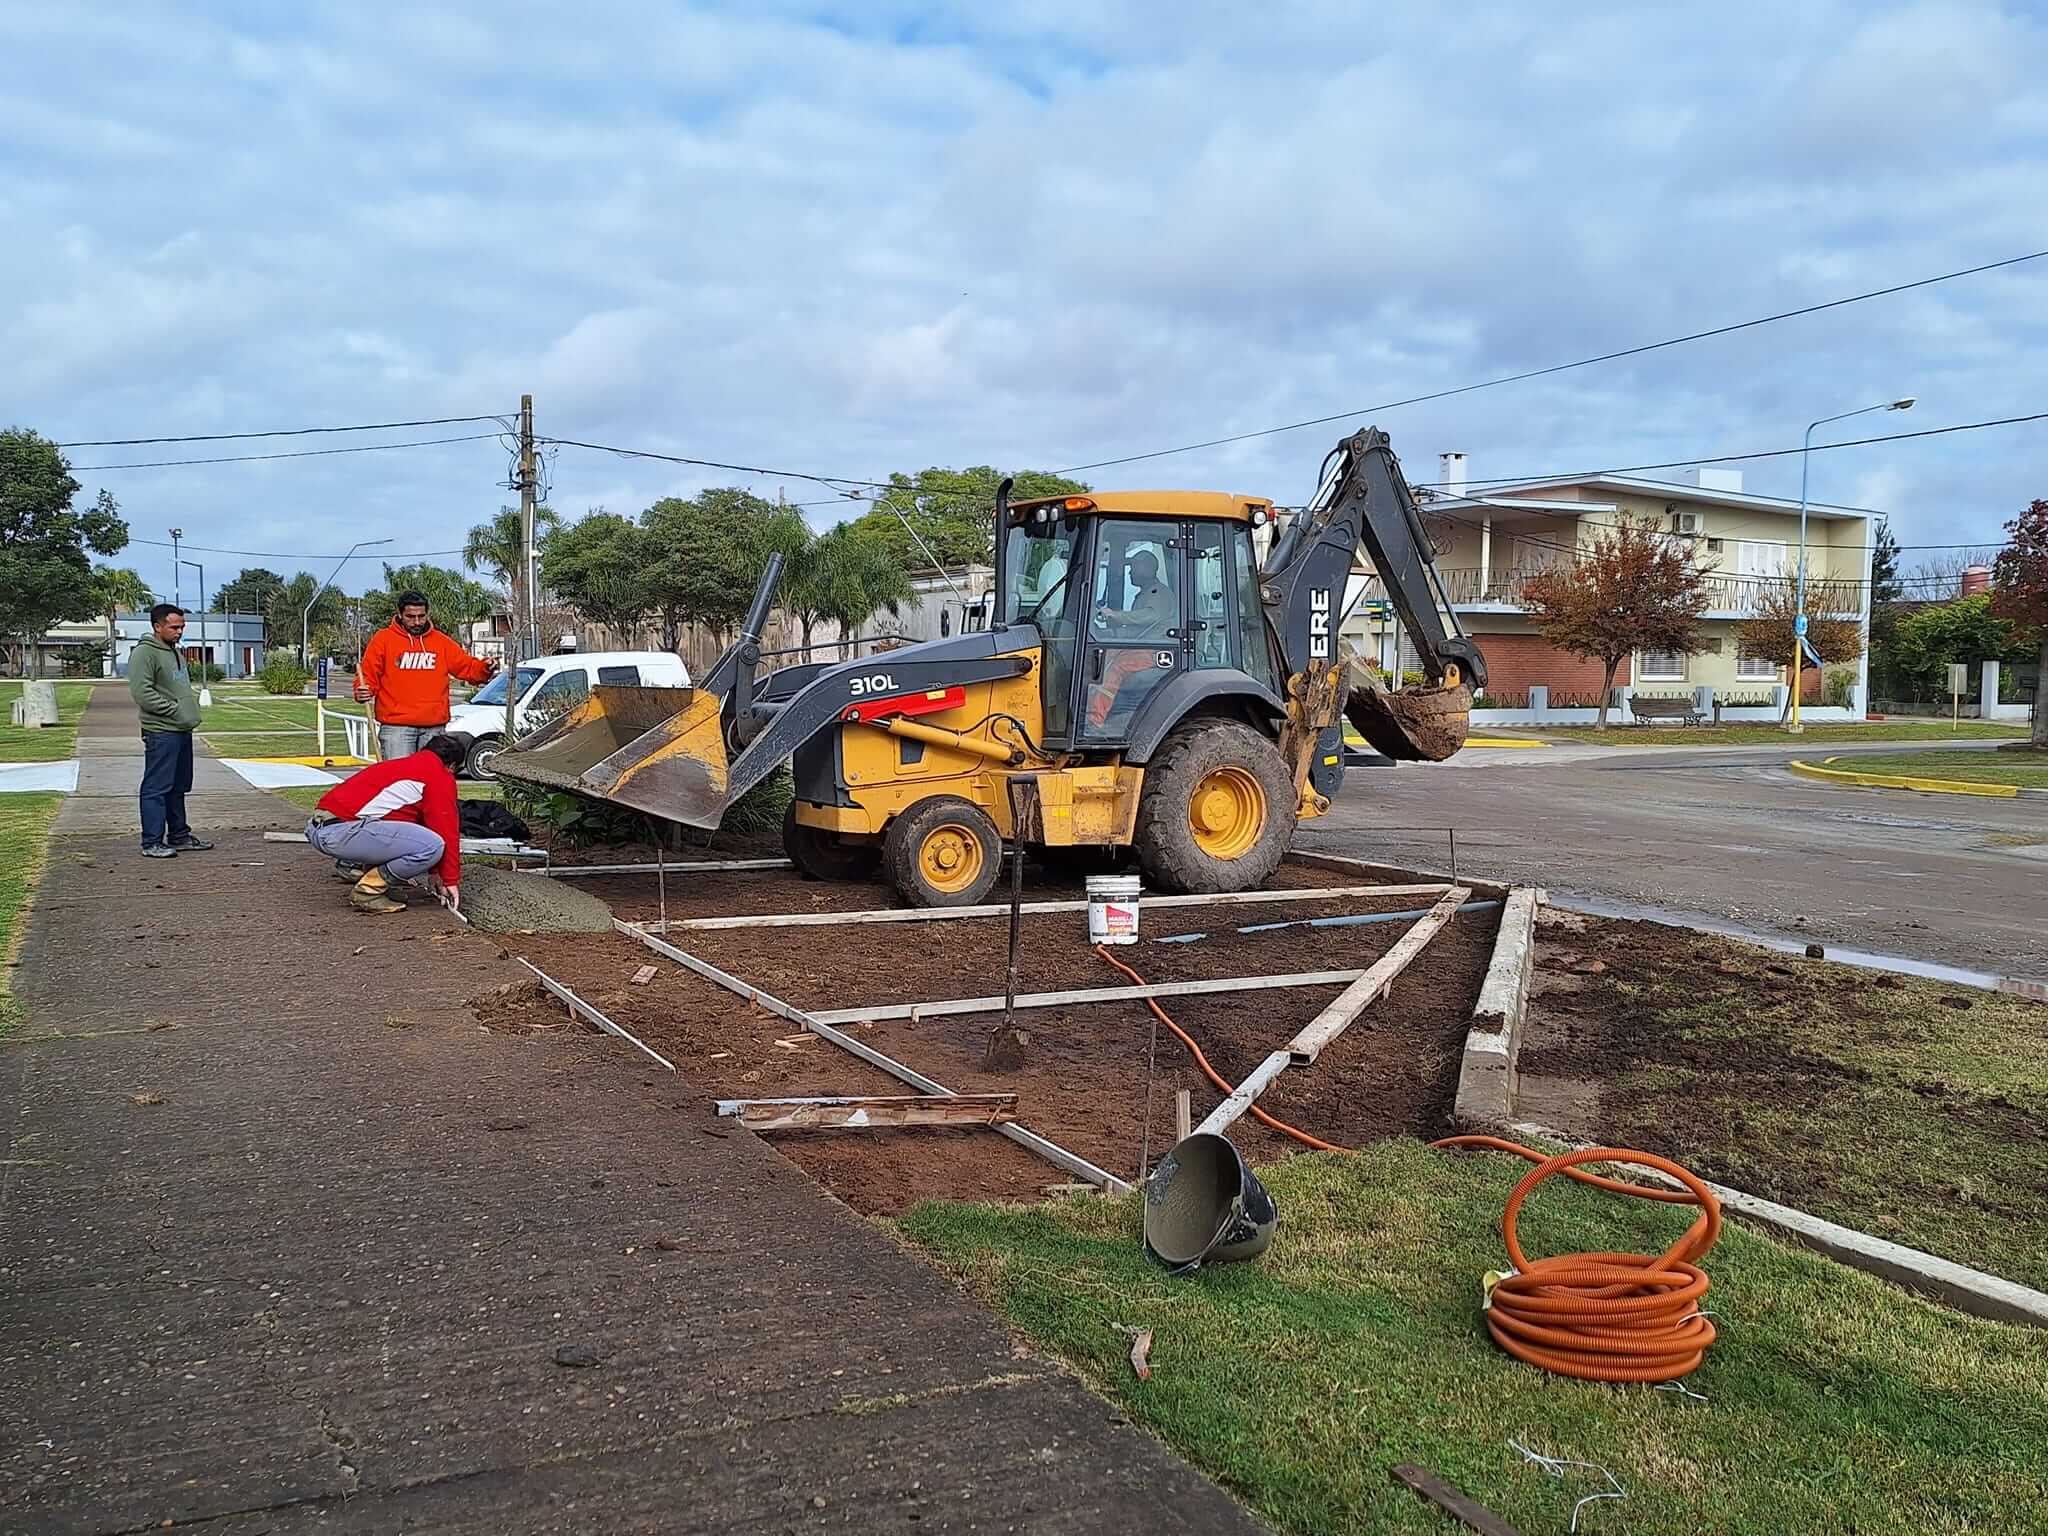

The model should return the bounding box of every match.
[448,650,690,779]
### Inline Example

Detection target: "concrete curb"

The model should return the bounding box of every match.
[1451,887,1542,1133]
[1788,756,2027,798]
[1288,849,1511,902]
[1507,1121,2048,1330]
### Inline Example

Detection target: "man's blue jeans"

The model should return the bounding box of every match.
[139,731,195,848]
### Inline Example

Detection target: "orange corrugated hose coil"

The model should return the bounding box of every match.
[1430,1137,1721,1383]
[1095,948,1720,1384]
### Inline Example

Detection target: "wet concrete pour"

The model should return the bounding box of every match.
[0,831,1264,1534]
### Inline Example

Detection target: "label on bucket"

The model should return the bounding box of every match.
[1086,875,1142,945]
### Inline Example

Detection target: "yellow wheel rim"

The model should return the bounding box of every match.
[1188,767,1266,860]
[918,822,986,895]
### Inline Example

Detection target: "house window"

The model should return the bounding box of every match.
[1637,650,1686,681]
[1737,654,1778,679]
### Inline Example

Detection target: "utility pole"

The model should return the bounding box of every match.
[509,393,536,745]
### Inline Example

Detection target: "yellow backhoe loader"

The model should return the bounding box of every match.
[496,427,1486,906]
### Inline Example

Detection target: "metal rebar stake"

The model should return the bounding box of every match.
[656,834,668,932]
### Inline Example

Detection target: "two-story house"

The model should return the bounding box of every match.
[1348,455,1876,724]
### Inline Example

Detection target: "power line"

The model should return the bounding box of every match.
[126,536,467,561]
[1053,248,2048,474]
[541,436,893,492]
[69,433,503,471]
[56,413,506,449]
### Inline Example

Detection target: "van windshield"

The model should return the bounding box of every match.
[470,667,542,706]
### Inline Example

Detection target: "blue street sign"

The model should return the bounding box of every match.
[316,657,330,699]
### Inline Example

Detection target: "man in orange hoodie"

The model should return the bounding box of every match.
[354,589,498,761]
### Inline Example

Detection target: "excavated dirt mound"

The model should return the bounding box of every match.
[474,873,1498,1214]
[459,864,617,934]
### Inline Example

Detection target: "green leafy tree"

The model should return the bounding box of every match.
[367,563,500,631]
[1869,517,1903,606]
[543,510,657,637]
[464,503,561,636]
[89,565,154,672]
[217,566,286,620]
[1991,499,2048,747]
[0,428,129,676]
[1890,594,2029,697]
[850,466,1090,570]
[1519,517,1711,728]
[640,489,792,649]
[786,524,916,659]
[273,572,347,661]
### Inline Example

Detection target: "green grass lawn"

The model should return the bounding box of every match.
[1547,924,2048,1291]
[904,1143,2048,1536]
[1841,748,2048,789]
[0,681,93,762]
[1533,721,2029,746]
[0,793,63,1037]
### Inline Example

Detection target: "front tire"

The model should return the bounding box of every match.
[464,734,506,781]
[885,796,1003,908]
[783,801,882,882]
[1133,719,1297,894]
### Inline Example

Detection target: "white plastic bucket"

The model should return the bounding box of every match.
[1086,874,1143,945]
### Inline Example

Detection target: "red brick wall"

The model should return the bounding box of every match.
[1471,633,1631,695]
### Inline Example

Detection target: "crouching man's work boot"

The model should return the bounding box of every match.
[349,866,408,915]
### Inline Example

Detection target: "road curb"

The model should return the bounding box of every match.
[1788,756,2025,797]
[1451,887,1542,1132]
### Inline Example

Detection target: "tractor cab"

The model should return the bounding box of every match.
[999,491,1284,753]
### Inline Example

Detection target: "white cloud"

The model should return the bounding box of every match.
[3,0,2044,599]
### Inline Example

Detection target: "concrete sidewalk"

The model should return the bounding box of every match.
[57,684,294,837]
[1,784,1260,1527]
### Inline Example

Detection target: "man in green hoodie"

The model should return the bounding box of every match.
[127,603,214,859]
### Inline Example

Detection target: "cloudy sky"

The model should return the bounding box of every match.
[6,0,2045,602]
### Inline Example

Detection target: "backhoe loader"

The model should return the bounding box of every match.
[495,427,1487,906]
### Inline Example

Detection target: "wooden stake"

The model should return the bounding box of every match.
[1389,1465,1522,1536]
[811,967,1369,1026]
[654,883,1451,932]
[1174,1089,1192,1142]
[714,1094,1017,1131]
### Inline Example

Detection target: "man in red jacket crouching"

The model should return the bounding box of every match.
[307,733,467,915]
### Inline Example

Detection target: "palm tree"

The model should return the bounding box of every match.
[464,504,561,641]
[90,566,154,676]
[810,528,916,659]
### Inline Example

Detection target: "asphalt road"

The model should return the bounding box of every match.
[1303,739,2048,980]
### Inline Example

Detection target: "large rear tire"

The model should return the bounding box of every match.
[884,796,1003,908]
[783,801,882,882]
[1133,719,1296,894]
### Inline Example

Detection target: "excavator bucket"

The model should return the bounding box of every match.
[1343,667,1473,763]
[493,684,732,828]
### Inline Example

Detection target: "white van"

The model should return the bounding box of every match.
[448,650,690,779]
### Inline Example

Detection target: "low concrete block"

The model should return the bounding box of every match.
[1452,887,1541,1131]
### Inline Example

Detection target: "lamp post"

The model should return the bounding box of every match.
[1788,397,1913,733]
[302,538,394,666]
[169,528,183,609]
[178,559,211,706]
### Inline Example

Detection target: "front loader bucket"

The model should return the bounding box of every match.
[493,684,733,829]
[1344,675,1473,762]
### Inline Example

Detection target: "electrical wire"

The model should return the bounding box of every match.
[68,433,503,471]
[541,435,894,492]
[56,413,504,448]
[1053,248,2048,474]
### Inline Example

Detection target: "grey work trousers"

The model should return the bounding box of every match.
[377,724,445,761]
[306,816,446,882]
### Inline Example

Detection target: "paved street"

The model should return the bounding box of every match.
[1306,739,2048,979]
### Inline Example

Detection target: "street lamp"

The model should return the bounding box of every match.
[302,538,394,666]
[169,528,183,609]
[1788,397,1913,734]
[178,559,211,706]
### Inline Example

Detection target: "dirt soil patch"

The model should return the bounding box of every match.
[1521,910,2048,1289]
[473,861,1496,1215]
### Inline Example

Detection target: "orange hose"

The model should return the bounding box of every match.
[1096,949,1720,1383]
[1430,1137,1721,1383]
[1093,945,1346,1153]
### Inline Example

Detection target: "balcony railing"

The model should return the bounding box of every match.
[1365,568,1867,617]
